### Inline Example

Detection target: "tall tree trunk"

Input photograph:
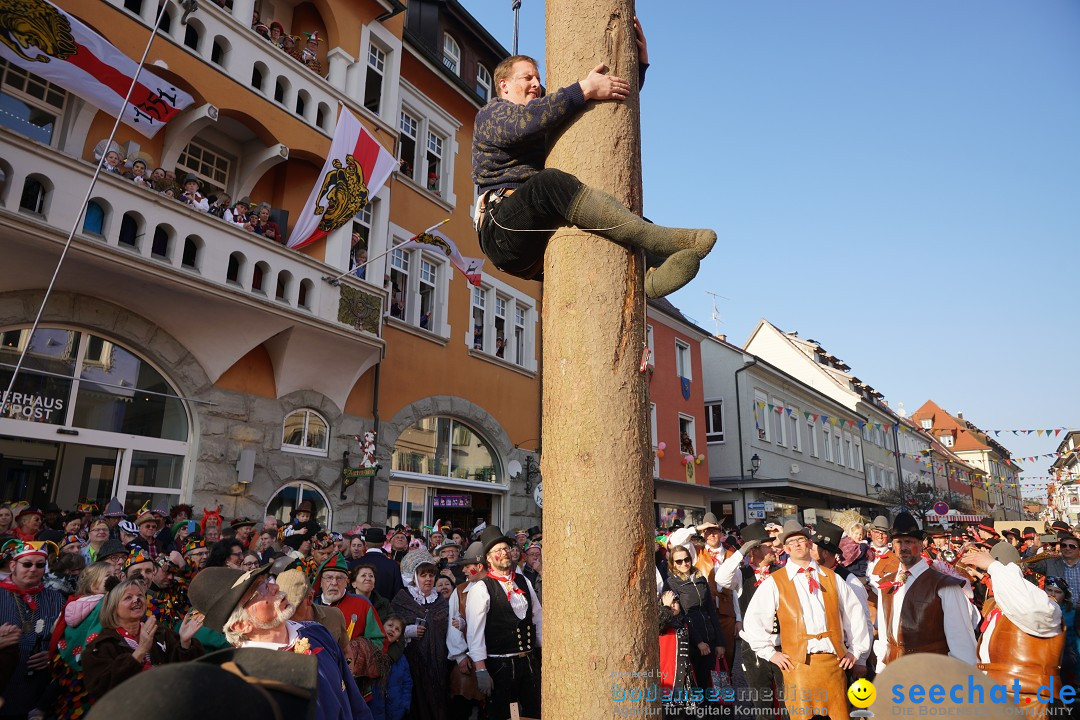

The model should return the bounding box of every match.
[542,2,659,717]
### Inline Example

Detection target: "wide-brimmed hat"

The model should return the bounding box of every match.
[232,517,256,530]
[740,522,771,545]
[364,527,386,544]
[435,540,461,553]
[874,654,1013,719]
[810,520,844,555]
[926,524,948,537]
[1023,526,1037,539]
[778,519,810,544]
[1050,520,1071,533]
[890,511,924,541]
[990,541,1021,566]
[86,647,318,720]
[292,500,315,516]
[696,512,720,532]
[977,517,999,537]
[869,515,891,533]
[479,525,516,559]
[461,541,484,565]
[189,564,273,634]
[400,549,437,580]
[16,507,43,521]
[98,538,128,560]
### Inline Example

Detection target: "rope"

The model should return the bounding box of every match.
[484,209,636,234]
[1,0,176,416]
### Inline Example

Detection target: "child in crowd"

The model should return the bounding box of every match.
[180,174,209,212]
[372,615,412,720]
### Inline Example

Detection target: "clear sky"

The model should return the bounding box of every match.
[458,0,1080,499]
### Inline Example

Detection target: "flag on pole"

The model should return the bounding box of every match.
[397,229,485,287]
[0,0,193,137]
[288,107,396,250]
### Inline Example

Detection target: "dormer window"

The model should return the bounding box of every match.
[920,418,932,430]
[442,34,460,75]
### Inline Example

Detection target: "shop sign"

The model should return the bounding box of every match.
[434,494,472,509]
[1,390,65,423]
[533,482,543,509]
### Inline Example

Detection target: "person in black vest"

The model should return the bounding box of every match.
[358,528,404,602]
[465,525,542,720]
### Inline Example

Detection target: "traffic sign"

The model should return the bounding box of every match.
[749,509,766,520]
[747,501,766,510]
[933,501,949,516]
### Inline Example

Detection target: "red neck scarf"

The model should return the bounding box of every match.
[797,567,820,594]
[116,625,153,670]
[0,578,43,611]
[486,570,524,602]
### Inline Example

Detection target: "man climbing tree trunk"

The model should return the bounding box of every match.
[541,3,660,716]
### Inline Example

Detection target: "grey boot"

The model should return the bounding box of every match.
[644,250,701,299]
[567,186,717,259]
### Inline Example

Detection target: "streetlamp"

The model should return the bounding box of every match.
[748,454,761,480]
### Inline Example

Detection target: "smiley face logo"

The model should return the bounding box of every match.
[848,678,876,709]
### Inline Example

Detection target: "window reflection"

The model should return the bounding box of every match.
[392,416,498,483]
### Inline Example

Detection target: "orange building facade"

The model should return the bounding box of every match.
[0,0,542,531]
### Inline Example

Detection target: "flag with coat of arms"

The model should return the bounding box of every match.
[288,107,396,250]
[397,229,485,287]
[0,0,194,137]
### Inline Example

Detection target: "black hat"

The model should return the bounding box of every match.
[364,527,386,544]
[977,518,999,537]
[778,519,810,544]
[1051,520,1071,533]
[926,525,949,538]
[527,525,542,539]
[85,647,317,720]
[44,502,62,514]
[1002,528,1021,539]
[890,511,924,541]
[479,525,516,558]
[810,520,844,555]
[1023,526,1037,538]
[740,522,770,545]
[189,565,272,634]
[97,538,128,560]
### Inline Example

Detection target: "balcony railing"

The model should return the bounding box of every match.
[0,130,385,339]
[100,0,392,136]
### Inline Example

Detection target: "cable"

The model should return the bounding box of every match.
[485,210,636,234]
[0,0,175,418]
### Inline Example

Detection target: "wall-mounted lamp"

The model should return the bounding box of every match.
[748,453,761,480]
[236,448,256,484]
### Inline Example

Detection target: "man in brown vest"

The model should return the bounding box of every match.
[875,511,977,672]
[694,513,739,662]
[964,542,1064,717]
[743,520,870,720]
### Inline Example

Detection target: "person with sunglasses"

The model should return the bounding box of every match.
[0,539,66,717]
[188,564,372,720]
[664,541,724,695]
[1029,532,1080,601]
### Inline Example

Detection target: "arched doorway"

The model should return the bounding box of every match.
[0,326,191,512]
[389,415,504,532]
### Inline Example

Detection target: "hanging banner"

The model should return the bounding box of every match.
[289,107,396,249]
[0,0,194,137]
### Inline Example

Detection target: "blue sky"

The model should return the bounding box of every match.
[458,0,1080,497]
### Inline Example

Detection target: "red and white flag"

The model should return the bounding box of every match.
[0,0,193,137]
[398,229,485,287]
[289,108,396,250]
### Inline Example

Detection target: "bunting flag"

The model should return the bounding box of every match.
[289,107,396,250]
[396,229,485,287]
[0,0,194,137]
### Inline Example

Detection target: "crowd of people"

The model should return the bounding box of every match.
[0,499,543,719]
[94,142,287,244]
[250,11,324,75]
[655,511,1078,718]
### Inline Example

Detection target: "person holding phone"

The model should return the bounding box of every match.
[391,550,450,720]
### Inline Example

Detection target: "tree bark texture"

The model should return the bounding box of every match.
[542,2,659,717]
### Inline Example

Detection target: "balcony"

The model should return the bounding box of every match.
[0,130,386,408]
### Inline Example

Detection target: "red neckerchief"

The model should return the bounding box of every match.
[754,567,771,587]
[0,578,42,610]
[486,570,524,602]
[872,547,890,560]
[979,607,1001,634]
[797,567,820,594]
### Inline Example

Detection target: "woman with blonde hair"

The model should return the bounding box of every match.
[0,503,14,536]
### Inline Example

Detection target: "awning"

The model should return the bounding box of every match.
[925,512,981,523]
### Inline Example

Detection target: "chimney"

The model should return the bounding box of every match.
[957,412,964,420]
[717,334,726,342]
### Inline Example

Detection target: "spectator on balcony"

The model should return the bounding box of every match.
[180,174,210,212]
[254,22,270,41]
[127,158,151,188]
[250,9,260,29]
[246,203,273,234]
[209,193,234,222]
[352,239,367,280]
[231,197,252,227]
[262,221,283,245]
[282,34,299,59]
[299,32,323,74]
[100,149,124,175]
[269,21,286,48]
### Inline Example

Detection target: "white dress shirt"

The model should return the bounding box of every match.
[842,572,873,665]
[465,573,542,664]
[978,561,1062,663]
[865,544,892,582]
[713,549,748,622]
[741,560,870,663]
[447,581,479,662]
[873,558,978,671]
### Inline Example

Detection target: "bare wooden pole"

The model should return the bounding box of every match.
[541,1,659,716]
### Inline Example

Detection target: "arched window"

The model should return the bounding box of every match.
[476,65,492,101]
[227,251,244,283]
[266,481,331,529]
[83,200,107,235]
[442,34,460,75]
[392,416,498,483]
[282,408,329,456]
